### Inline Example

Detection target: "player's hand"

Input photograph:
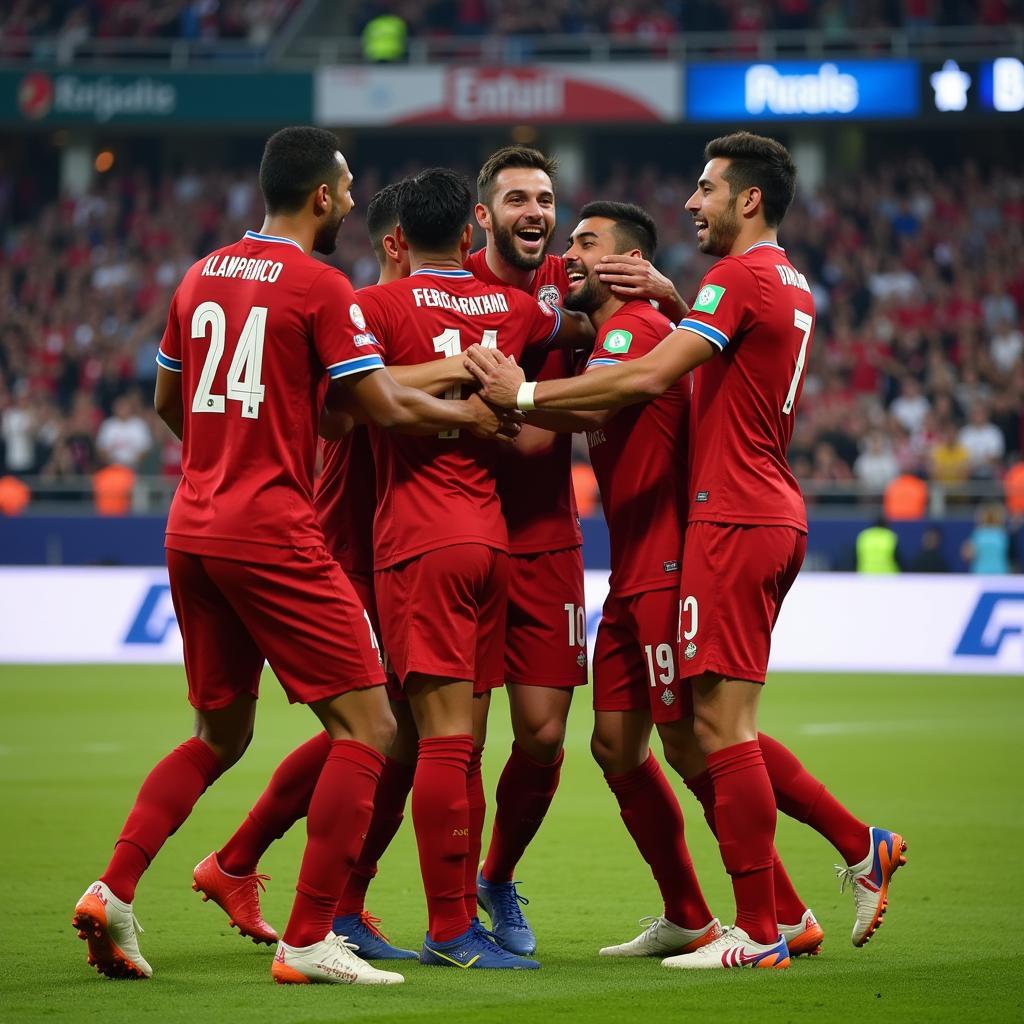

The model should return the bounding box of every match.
[464,345,525,410]
[597,254,681,307]
[466,392,523,441]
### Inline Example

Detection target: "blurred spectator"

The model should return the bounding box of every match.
[961,504,1011,573]
[856,517,900,573]
[909,526,950,572]
[853,430,899,491]
[361,4,408,62]
[93,464,135,516]
[929,422,970,487]
[890,377,930,435]
[0,475,31,515]
[884,473,928,520]
[96,395,152,469]
[1005,460,1024,518]
[958,402,1006,477]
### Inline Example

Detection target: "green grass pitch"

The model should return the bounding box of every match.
[2,666,1021,1023]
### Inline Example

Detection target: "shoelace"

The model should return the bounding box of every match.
[635,915,662,940]
[359,910,390,942]
[835,864,873,913]
[471,918,501,944]
[236,872,271,904]
[492,882,530,929]
[328,933,363,959]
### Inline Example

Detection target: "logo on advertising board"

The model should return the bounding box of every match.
[449,68,566,121]
[124,584,178,645]
[16,72,176,122]
[954,592,1024,658]
[18,72,54,119]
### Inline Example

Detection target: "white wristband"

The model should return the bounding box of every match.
[516,381,538,411]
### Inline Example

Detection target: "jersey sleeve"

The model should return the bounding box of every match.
[676,259,758,352]
[586,312,665,371]
[512,290,562,349]
[307,269,386,380]
[156,289,183,372]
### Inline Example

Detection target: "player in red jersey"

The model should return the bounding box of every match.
[467,147,688,955]
[73,129,514,987]
[467,133,906,970]
[192,182,428,960]
[355,167,590,969]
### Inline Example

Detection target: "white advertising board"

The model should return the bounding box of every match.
[1,568,1022,673]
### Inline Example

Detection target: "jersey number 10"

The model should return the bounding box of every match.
[191,302,267,419]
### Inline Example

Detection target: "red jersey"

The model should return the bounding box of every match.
[158,230,384,561]
[464,249,582,555]
[678,241,813,532]
[585,301,689,597]
[316,427,375,576]
[357,268,561,569]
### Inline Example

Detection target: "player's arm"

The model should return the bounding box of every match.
[545,307,596,351]
[154,366,184,440]
[388,354,474,396]
[332,368,520,440]
[525,409,611,432]
[466,326,715,411]
[597,255,689,323]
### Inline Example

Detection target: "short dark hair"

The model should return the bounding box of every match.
[477,145,558,206]
[365,181,404,262]
[258,126,343,215]
[704,131,797,227]
[397,168,473,251]
[577,200,657,260]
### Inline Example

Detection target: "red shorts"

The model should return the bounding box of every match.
[679,522,806,684]
[374,543,509,694]
[348,570,404,703]
[593,587,691,723]
[166,546,386,711]
[505,546,588,688]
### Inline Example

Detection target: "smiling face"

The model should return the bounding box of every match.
[479,166,556,271]
[562,216,630,314]
[313,152,354,256]
[685,157,743,257]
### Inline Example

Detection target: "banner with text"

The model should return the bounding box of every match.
[2,568,1022,673]
[315,64,680,125]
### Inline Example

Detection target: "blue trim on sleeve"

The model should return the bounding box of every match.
[585,357,619,369]
[327,354,385,379]
[542,303,563,345]
[156,349,182,372]
[677,318,729,351]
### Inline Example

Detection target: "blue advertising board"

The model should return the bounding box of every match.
[685,60,920,121]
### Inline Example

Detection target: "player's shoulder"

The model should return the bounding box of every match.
[606,300,673,336]
[534,254,569,303]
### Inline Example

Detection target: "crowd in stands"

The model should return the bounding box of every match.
[1,153,1022,524]
[0,0,300,52]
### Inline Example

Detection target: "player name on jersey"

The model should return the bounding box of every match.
[774,263,811,292]
[412,286,510,315]
[200,254,284,282]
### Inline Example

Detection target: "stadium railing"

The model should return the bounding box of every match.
[8,475,1012,516]
[2,26,1021,68]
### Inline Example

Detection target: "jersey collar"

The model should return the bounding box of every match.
[244,229,304,251]
[411,268,474,278]
[743,241,786,254]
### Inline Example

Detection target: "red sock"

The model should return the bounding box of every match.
[412,735,473,943]
[605,753,711,931]
[282,740,383,948]
[218,732,331,877]
[759,732,869,866]
[685,769,806,926]
[101,737,222,903]
[464,747,486,920]
[336,756,416,917]
[482,743,563,884]
[706,741,777,944]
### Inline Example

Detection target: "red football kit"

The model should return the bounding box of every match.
[584,301,692,722]
[674,240,814,683]
[356,267,560,688]
[158,230,386,708]
[463,248,587,688]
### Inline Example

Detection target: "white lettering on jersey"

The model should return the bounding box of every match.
[774,264,811,293]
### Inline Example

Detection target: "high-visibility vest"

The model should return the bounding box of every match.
[883,474,927,520]
[362,15,406,62]
[856,526,899,574]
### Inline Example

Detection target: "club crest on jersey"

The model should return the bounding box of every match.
[684,641,698,660]
[603,329,633,354]
[349,303,367,329]
[661,688,676,706]
[577,651,587,668]
[693,284,725,314]
[537,284,561,307]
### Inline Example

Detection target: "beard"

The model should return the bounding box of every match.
[563,271,610,314]
[313,208,345,255]
[492,219,549,271]
[699,202,741,257]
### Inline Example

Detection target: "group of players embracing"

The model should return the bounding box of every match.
[73,127,906,986]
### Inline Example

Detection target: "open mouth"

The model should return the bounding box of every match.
[516,226,545,249]
[566,267,587,290]
[694,219,708,236]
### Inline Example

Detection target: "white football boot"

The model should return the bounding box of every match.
[271,931,405,985]
[599,916,722,957]
[73,880,152,979]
